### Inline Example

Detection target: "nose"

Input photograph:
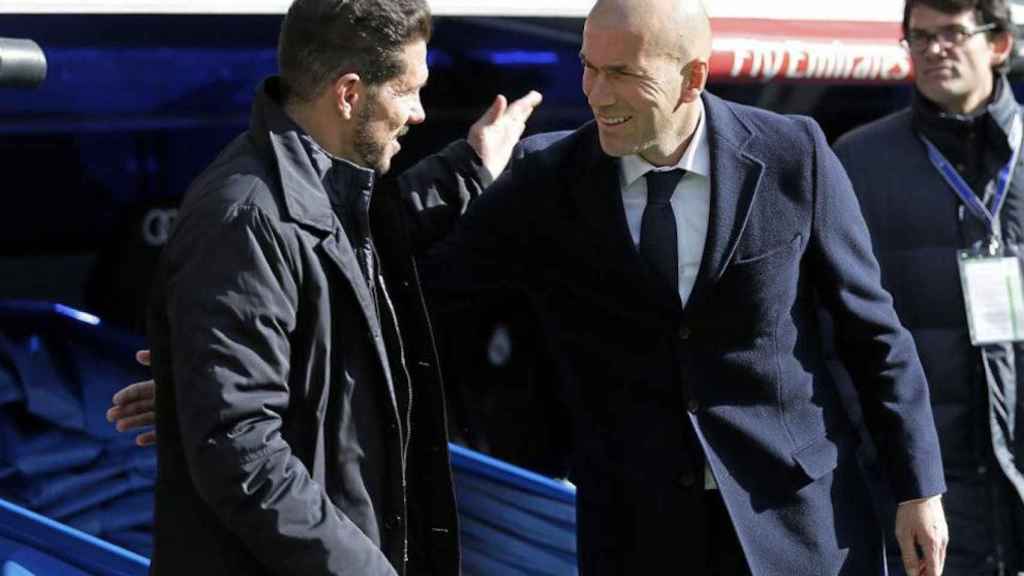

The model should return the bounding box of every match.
[408,96,426,125]
[585,72,614,109]
[923,37,948,58]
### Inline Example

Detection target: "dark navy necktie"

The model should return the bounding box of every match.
[640,169,685,292]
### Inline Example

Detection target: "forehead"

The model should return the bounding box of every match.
[908,4,979,29]
[581,21,656,68]
[395,39,429,85]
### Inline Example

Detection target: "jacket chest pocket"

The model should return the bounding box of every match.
[711,234,803,341]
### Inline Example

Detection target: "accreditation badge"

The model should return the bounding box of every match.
[958,248,1024,345]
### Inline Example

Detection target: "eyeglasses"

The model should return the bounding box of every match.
[900,23,997,53]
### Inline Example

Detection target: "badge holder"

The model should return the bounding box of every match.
[958,238,1024,345]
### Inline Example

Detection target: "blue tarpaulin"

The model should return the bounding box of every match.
[0,301,155,559]
[0,301,578,575]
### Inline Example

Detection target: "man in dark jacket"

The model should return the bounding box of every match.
[419,0,949,573]
[114,0,951,573]
[139,0,539,573]
[834,0,1024,573]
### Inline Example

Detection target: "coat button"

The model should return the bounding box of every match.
[678,326,691,340]
[687,399,700,413]
[677,471,697,488]
[385,514,404,531]
[977,465,988,476]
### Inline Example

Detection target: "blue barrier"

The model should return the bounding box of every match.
[0,497,148,576]
[450,444,578,576]
[0,301,578,574]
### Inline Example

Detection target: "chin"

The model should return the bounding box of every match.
[370,149,397,175]
[598,134,630,158]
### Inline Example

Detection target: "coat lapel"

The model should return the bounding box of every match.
[683,94,765,318]
[266,127,400,415]
[569,124,684,319]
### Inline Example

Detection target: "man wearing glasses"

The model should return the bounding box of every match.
[834,0,1024,573]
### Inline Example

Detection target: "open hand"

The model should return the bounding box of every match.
[468,90,543,180]
[106,350,157,447]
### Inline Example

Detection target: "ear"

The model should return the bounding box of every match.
[989,30,1014,68]
[678,59,708,105]
[331,72,363,120]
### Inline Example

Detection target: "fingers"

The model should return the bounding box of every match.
[923,538,942,576]
[108,391,155,419]
[111,379,156,407]
[939,531,948,575]
[115,412,156,432]
[136,430,157,447]
[923,519,948,576]
[487,93,507,121]
[506,90,542,121]
[108,379,157,429]
[479,94,507,126]
[136,349,151,367]
[896,526,921,576]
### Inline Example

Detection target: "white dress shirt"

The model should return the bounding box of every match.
[618,101,711,308]
[618,102,716,489]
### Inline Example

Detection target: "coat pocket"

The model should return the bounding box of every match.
[791,436,839,483]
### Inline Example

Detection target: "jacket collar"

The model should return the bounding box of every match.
[567,92,763,323]
[248,78,399,414]
[249,76,342,234]
[913,74,1017,167]
[682,92,763,319]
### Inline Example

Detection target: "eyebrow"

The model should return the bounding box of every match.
[579,53,634,74]
[908,23,970,32]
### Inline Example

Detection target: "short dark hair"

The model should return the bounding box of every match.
[903,0,1015,72]
[278,0,432,102]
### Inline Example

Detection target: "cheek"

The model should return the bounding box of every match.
[635,81,671,109]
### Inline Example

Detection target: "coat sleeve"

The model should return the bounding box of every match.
[389,132,572,255]
[415,144,548,306]
[163,200,397,576]
[802,117,946,503]
[390,139,492,251]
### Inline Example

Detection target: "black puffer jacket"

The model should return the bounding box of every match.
[834,77,1024,575]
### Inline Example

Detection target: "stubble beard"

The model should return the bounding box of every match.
[353,97,390,174]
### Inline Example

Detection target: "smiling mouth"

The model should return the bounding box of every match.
[597,115,632,127]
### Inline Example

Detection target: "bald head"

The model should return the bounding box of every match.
[588,0,711,62]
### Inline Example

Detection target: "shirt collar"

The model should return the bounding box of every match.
[298,133,376,204]
[619,99,710,189]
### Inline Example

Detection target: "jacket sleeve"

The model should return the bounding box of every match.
[163,200,397,576]
[802,117,946,503]
[391,139,492,251]
[389,132,573,254]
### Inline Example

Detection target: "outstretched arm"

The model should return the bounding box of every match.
[394,91,542,249]
[108,91,544,446]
